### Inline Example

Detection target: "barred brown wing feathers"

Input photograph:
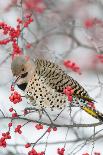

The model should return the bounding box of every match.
[34,59,89,98]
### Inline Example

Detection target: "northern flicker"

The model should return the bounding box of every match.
[11,55,103,121]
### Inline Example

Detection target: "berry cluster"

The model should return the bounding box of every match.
[0,16,33,59]
[47,127,57,133]
[6,0,46,14]
[64,60,81,74]
[96,54,103,63]
[28,149,45,155]
[63,86,74,102]
[0,21,21,59]
[25,0,46,13]
[9,91,22,104]
[15,125,22,134]
[35,124,43,130]
[84,18,103,29]
[57,148,65,155]
[9,107,18,118]
[0,132,11,148]
[17,16,33,27]
[35,125,58,132]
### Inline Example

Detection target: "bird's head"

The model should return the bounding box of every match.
[11,55,34,90]
[11,55,28,77]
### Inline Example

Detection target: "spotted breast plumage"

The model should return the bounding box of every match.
[11,55,103,121]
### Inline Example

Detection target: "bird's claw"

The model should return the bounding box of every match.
[24,107,38,114]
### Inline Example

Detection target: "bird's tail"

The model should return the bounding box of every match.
[81,106,103,121]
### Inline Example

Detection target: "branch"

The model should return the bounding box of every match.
[0,116,102,128]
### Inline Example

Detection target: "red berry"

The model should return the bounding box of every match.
[26,43,31,49]
[57,148,65,155]
[8,122,12,127]
[68,95,73,102]
[9,95,14,102]
[25,143,31,148]
[53,127,57,131]
[18,130,22,134]
[13,99,18,104]
[47,127,51,133]
[84,19,94,28]
[12,112,18,118]
[9,107,13,112]
[17,125,22,129]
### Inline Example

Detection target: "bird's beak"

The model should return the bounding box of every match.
[12,75,21,86]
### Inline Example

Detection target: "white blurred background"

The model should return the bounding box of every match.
[0,0,103,155]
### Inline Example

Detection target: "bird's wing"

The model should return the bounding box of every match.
[34,59,93,101]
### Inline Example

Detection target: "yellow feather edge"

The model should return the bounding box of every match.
[82,106,97,117]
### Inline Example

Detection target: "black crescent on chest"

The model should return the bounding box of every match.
[17,83,27,91]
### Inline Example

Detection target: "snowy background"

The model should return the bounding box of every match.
[0,0,103,155]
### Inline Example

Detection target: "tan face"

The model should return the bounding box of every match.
[11,63,26,77]
[11,56,27,76]
[11,56,28,84]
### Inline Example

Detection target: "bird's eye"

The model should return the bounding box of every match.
[22,68,24,71]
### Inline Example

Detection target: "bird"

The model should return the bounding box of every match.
[11,55,103,121]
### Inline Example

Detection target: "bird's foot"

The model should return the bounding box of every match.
[24,107,38,115]
[38,109,44,120]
